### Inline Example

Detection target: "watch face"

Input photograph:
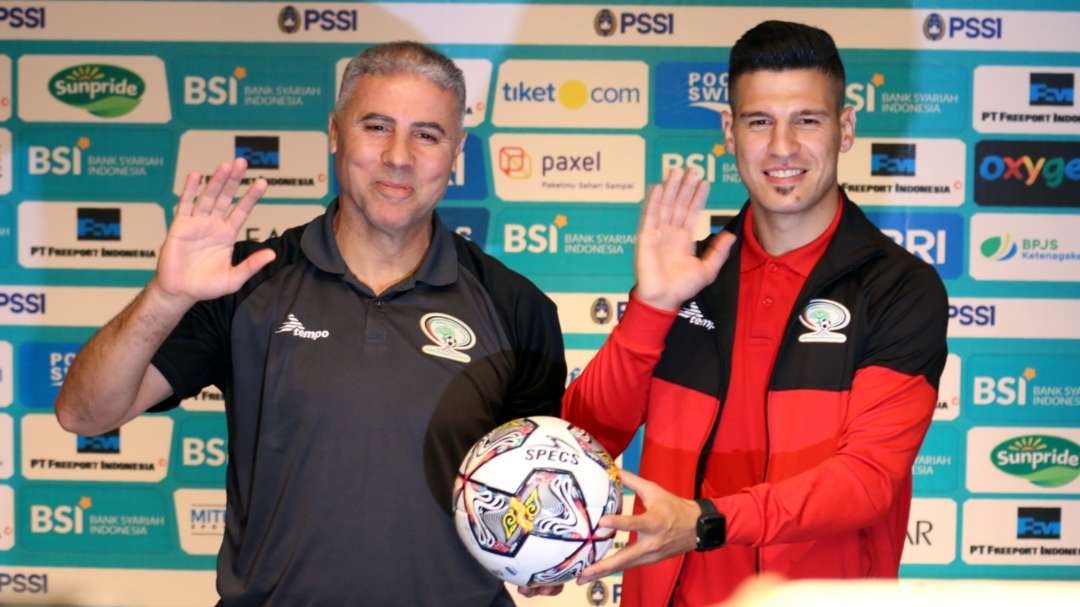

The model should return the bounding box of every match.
[697,514,726,550]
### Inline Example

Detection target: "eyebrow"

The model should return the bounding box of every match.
[736,109,831,119]
[359,112,448,136]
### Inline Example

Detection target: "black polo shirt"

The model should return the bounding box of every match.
[151,198,566,606]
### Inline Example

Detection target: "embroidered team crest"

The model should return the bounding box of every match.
[420,313,477,363]
[797,299,850,344]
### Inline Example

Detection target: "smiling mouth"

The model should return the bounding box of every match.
[375,180,414,196]
[765,168,806,179]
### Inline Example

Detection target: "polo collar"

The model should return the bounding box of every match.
[739,194,843,278]
[300,198,459,290]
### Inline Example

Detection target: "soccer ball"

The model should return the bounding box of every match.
[452,416,623,587]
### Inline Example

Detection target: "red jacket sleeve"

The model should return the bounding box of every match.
[715,365,937,546]
[561,297,677,457]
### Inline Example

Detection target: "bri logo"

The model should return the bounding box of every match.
[276,314,329,340]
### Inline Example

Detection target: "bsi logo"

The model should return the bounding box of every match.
[974,370,1031,406]
[1017,507,1061,539]
[184,66,246,106]
[30,497,91,534]
[594,9,673,36]
[182,437,227,467]
[28,137,89,176]
[503,215,566,254]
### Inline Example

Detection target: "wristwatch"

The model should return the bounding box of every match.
[694,498,726,551]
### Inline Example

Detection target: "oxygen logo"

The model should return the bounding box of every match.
[49,65,144,118]
[980,234,1019,261]
[991,435,1080,488]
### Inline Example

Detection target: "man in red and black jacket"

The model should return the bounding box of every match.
[564,21,948,607]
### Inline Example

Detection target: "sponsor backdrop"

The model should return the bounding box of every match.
[1,0,1079,604]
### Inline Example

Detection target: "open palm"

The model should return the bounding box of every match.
[634,168,736,311]
[155,158,276,305]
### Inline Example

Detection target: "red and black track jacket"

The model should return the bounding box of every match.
[563,194,949,607]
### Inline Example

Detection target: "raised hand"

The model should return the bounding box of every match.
[633,168,736,311]
[153,158,276,306]
[576,470,700,585]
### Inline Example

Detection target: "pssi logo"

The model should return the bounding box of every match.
[924,13,1003,41]
[184,67,247,106]
[0,572,49,594]
[0,6,46,29]
[1029,73,1074,107]
[234,136,279,169]
[76,207,121,241]
[948,303,996,326]
[28,137,90,176]
[0,291,46,315]
[870,143,916,176]
[49,64,145,118]
[77,429,120,454]
[30,497,91,534]
[594,9,674,36]
[590,297,626,325]
[504,215,566,254]
[1017,507,1061,539]
[278,5,357,33]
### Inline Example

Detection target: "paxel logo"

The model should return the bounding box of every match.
[77,429,120,454]
[30,497,90,534]
[27,136,89,176]
[0,291,46,315]
[437,207,489,249]
[0,573,49,594]
[278,5,356,33]
[498,146,531,179]
[1029,73,1074,107]
[870,143,916,176]
[1017,507,1061,539]
[235,136,279,169]
[499,146,601,178]
[948,303,996,326]
[504,214,566,254]
[76,207,121,241]
[184,66,245,106]
[593,8,674,36]
[182,437,227,467]
[975,141,1080,207]
[0,6,46,29]
[924,13,1003,41]
[869,212,962,279]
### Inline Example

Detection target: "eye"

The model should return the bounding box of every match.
[796,116,822,126]
[363,123,390,133]
[415,130,442,144]
[748,118,770,129]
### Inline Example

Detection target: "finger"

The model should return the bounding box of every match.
[640,183,663,233]
[617,469,652,495]
[516,586,539,598]
[681,175,711,232]
[669,167,704,228]
[700,230,737,281]
[213,157,248,217]
[195,161,234,215]
[657,167,682,227]
[578,542,648,583]
[227,178,268,232]
[536,585,563,596]
[227,248,276,292]
[176,172,201,217]
[596,513,646,532]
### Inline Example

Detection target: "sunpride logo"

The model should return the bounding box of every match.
[992,435,1080,488]
[49,64,145,118]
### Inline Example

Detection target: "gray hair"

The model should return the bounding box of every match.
[336,41,466,126]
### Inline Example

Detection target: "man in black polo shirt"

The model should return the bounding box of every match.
[55,42,566,606]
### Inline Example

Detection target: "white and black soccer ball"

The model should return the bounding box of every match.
[452,416,623,587]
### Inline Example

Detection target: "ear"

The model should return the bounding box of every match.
[721,108,735,155]
[839,105,856,153]
[455,128,467,157]
[328,112,339,154]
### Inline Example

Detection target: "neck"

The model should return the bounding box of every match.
[751,187,840,256]
[333,207,433,296]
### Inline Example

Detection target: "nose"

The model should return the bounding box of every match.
[381,130,413,168]
[767,120,800,160]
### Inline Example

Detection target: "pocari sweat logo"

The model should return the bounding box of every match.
[654,62,729,129]
[868,212,962,279]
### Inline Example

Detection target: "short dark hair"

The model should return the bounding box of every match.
[728,20,846,111]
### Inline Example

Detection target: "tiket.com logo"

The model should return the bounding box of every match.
[420,313,476,364]
[593,8,674,36]
[184,66,247,106]
[991,435,1080,488]
[49,64,145,118]
[76,208,121,241]
[28,136,90,176]
[501,79,641,110]
[276,314,329,340]
[846,73,886,113]
[871,143,916,176]
[1017,507,1061,539]
[980,234,1019,261]
[797,299,850,343]
[235,136,279,169]
[1029,73,1074,107]
[499,146,531,179]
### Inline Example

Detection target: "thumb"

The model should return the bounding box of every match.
[228,248,276,291]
